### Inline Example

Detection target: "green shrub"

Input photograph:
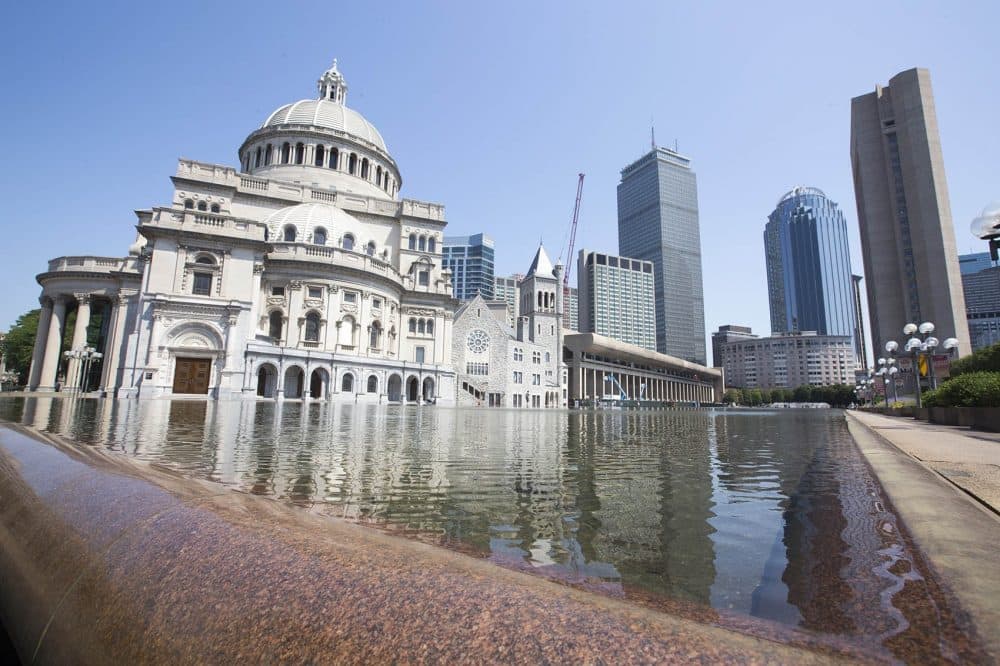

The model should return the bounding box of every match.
[922,371,1000,408]
[949,342,1000,378]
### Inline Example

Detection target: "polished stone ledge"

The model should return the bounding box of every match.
[0,424,850,664]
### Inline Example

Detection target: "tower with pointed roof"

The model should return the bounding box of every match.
[517,245,565,402]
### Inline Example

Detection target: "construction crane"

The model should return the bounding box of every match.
[563,173,585,286]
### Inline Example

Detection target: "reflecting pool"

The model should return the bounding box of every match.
[0,397,981,661]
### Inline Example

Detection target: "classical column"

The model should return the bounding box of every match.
[37,297,68,391]
[65,294,92,391]
[27,298,54,390]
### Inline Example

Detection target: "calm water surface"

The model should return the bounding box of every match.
[0,397,981,661]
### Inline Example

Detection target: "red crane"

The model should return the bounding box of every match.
[563,173,585,286]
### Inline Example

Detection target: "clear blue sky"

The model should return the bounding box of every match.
[3,1,998,358]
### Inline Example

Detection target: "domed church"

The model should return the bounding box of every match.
[28,60,459,403]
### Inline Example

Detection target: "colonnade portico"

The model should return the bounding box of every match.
[564,332,724,406]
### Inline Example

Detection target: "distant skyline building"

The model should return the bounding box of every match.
[617,146,706,364]
[851,275,869,371]
[562,286,578,331]
[850,67,970,356]
[442,233,495,301]
[959,252,1000,350]
[493,274,522,328]
[716,328,855,390]
[577,249,656,351]
[764,186,858,367]
[711,324,756,368]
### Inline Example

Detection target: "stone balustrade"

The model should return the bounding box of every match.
[143,208,267,242]
[45,256,124,274]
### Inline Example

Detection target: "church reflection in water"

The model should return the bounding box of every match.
[0,396,929,649]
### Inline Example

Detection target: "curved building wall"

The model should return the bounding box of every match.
[764,189,857,363]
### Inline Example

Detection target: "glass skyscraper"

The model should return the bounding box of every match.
[617,147,706,364]
[764,187,858,364]
[442,233,495,301]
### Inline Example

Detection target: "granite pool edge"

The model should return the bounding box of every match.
[845,411,1000,661]
[0,423,850,665]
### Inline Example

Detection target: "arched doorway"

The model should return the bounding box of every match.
[422,377,435,403]
[406,376,419,402]
[310,368,328,399]
[387,374,402,402]
[256,363,278,398]
[284,366,304,399]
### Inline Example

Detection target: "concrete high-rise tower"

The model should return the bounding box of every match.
[617,147,706,363]
[764,186,858,366]
[850,68,970,356]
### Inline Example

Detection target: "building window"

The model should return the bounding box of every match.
[184,199,194,209]
[343,234,355,251]
[264,144,273,165]
[315,145,325,167]
[343,291,357,304]
[408,234,417,250]
[304,312,321,342]
[426,320,434,335]
[341,373,354,392]
[197,201,207,212]
[361,158,370,179]
[192,272,212,296]
[408,318,416,333]
[532,351,541,364]
[314,228,327,246]
[418,270,429,286]
[428,237,436,253]
[372,297,382,310]
[283,225,296,242]
[307,286,323,299]
[544,352,550,363]
[254,147,262,167]
[329,147,339,169]
[415,346,425,363]
[513,371,523,384]
[366,241,376,257]
[281,142,291,164]
[210,203,220,213]
[369,322,382,348]
[466,362,489,375]
[294,142,305,165]
[271,286,285,297]
[269,311,283,339]
[348,153,358,175]
[367,375,378,393]
[532,374,541,385]
[417,319,426,334]
[419,236,427,251]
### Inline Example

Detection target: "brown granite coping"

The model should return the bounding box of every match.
[0,423,860,665]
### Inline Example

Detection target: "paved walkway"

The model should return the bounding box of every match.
[849,410,1000,513]
[846,411,1000,660]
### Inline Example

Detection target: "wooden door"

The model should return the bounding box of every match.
[172,358,211,394]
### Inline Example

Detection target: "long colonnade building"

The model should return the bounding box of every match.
[28,60,457,403]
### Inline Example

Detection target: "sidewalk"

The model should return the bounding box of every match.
[849,410,1000,513]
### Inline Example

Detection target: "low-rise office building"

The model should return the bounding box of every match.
[717,329,854,390]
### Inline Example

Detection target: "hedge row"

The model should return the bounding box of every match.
[922,371,1000,408]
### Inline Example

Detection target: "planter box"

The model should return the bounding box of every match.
[925,407,1000,432]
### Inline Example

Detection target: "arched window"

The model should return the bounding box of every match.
[254,147,262,167]
[361,158,370,179]
[314,145,325,167]
[210,203,220,213]
[342,234,354,251]
[269,311,283,340]
[197,201,207,212]
[369,321,381,348]
[348,153,357,175]
[418,236,426,251]
[283,225,296,242]
[417,319,426,334]
[408,318,416,333]
[426,319,434,335]
[265,144,273,165]
[408,234,416,250]
[184,199,194,209]
[195,255,215,265]
[366,241,376,257]
[313,228,327,246]
[428,237,436,253]
[294,142,305,165]
[545,352,551,363]
[329,147,339,169]
[367,375,378,393]
[537,292,543,307]
[304,312,321,342]
[376,165,382,184]
[281,142,291,164]
[341,373,354,392]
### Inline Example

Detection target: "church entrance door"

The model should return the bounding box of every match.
[172,358,211,394]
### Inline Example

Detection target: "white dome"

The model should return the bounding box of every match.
[262,100,388,153]
[265,203,362,242]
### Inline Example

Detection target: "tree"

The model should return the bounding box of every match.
[759,388,773,405]
[746,388,763,406]
[722,388,741,405]
[792,384,813,402]
[2,309,40,385]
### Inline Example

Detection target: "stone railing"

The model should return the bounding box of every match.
[268,244,403,286]
[142,208,267,242]
[45,256,123,274]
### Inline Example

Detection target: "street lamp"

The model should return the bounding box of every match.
[62,346,103,394]
[971,202,1000,261]
[900,321,952,407]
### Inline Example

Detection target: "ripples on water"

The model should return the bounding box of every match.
[0,397,980,661]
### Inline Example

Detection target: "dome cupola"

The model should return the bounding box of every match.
[238,59,401,200]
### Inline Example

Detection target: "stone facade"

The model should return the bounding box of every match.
[28,61,457,403]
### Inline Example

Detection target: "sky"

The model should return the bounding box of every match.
[3,1,998,360]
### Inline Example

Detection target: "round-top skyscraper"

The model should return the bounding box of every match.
[764,187,858,364]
